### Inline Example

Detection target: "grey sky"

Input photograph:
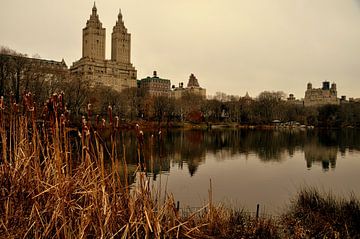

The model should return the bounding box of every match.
[1,0,360,98]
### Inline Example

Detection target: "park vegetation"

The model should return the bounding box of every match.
[0,91,280,238]
[2,47,360,129]
[1,47,360,238]
[0,91,359,238]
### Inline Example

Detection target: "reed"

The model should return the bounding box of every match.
[0,93,281,238]
[3,92,360,238]
[281,187,360,238]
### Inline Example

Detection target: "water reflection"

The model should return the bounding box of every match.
[304,139,337,171]
[102,128,360,177]
[97,128,360,212]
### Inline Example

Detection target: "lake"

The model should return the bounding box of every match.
[110,128,360,214]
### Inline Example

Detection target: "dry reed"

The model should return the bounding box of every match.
[281,187,360,238]
[0,93,280,238]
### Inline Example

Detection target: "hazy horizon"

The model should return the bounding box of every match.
[1,0,360,99]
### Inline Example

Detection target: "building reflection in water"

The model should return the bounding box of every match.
[304,141,337,171]
[165,130,206,176]
[99,128,360,178]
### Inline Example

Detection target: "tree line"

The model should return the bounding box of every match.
[1,46,360,128]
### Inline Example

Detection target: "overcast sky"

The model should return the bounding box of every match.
[1,0,360,98]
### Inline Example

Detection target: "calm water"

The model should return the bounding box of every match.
[109,128,360,214]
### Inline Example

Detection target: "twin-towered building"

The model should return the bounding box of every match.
[70,3,206,99]
[70,3,137,92]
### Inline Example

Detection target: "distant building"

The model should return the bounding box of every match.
[287,93,296,101]
[0,53,68,82]
[139,71,171,97]
[340,95,348,104]
[349,97,360,103]
[171,74,206,99]
[171,82,185,99]
[304,81,339,107]
[287,93,304,106]
[238,92,253,104]
[70,4,137,92]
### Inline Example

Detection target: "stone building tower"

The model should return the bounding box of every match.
[171,73,206,99]
[331,82,337,91]
[111,9,131,64]
[70,3,137,92]
[187,73,200,87]
[82,3,106,60]
[304,81,339,106]
[307,82,312,90]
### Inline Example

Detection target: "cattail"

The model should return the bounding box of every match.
[81,115,87,127]
[64,106,70,123]
[138,130,144,145]
[83,125,90,136]
[108,105,113,125]
[60,113,66,126]
[12,103,18,114]
[87,103,92,119]
[27,93,35,112]
[102,117,106,128]
[58,92,64,112]
[115,116,119,128]
[28,106,35,112]
[0,96,4,110]
[52,93,58,112]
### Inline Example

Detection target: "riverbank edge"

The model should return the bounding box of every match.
[89,120,359,131]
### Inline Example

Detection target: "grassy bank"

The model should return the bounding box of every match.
[0,96,359,238]
[0,96,279,238]
[281,187,360,238]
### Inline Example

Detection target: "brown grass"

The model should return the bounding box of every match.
[2,93,360,238]
[281,187,360,238]
[0,94,280,238]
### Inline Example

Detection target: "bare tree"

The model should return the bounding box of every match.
[58,76,91,116]
[0,47,24,99]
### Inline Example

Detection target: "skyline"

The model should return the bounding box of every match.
[1,0,360,99]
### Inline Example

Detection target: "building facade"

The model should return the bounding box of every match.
[304,81,339,107]
[0,53,68,82]
[139,71,171,97]
[171,74,206,99]
[70,3,137,92]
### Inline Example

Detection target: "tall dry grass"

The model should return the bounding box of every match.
[0,93,280,238]
[281,187,360,238]
[3,93,360,238]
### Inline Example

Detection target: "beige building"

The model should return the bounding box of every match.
[171,74,206,99]
[304,81,339,107]
[139,71,171,97]
[70,4,137,92]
